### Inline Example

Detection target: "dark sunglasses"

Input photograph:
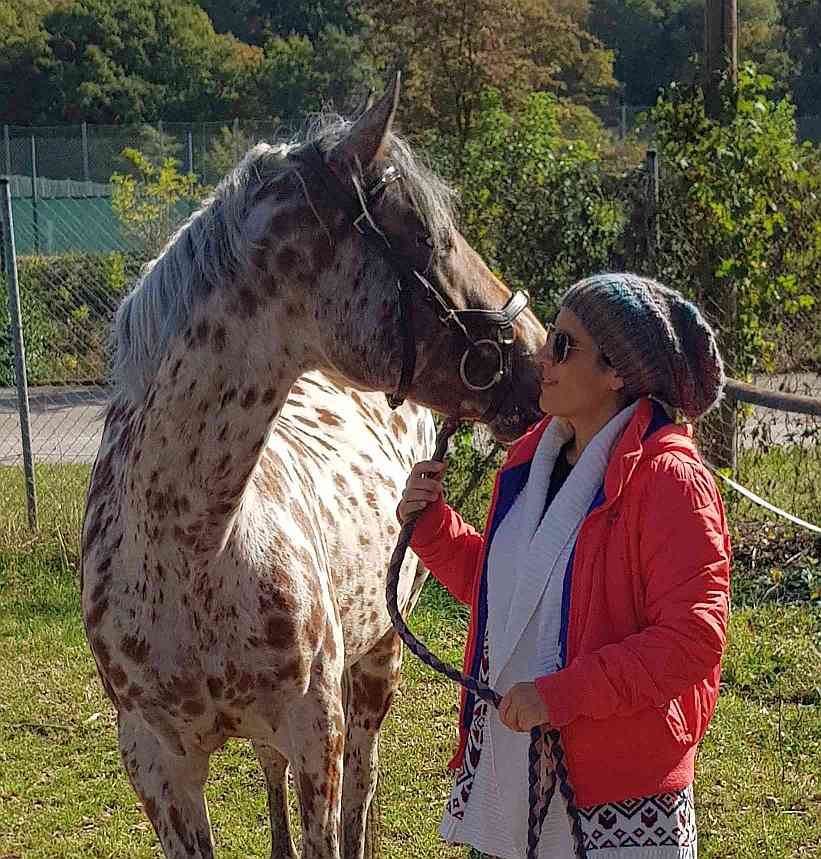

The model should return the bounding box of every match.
[545,322,612,366]
[545,322,581,364]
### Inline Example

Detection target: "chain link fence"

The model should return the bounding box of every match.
[3,119,282,188]
[0,179,136,469]
[0,120,819,576]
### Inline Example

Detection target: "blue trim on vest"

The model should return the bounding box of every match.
[461,400,675,734]
[557,401,673,668]
[462,459,532,734]
[557,485,605,667]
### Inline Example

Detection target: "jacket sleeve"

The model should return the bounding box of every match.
[535,454,731,727]
[409,494,486,606]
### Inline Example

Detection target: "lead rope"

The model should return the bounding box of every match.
[386,419,586,859]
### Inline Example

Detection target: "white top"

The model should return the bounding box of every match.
[439,404,639,859]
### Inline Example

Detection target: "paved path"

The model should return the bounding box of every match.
[0,386,110,465]
[0,374,818,465]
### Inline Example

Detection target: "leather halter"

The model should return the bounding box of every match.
[290,143,530,421]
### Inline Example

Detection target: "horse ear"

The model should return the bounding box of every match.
[329,72,400,173]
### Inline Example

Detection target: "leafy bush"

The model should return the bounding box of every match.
[202,125,258,184]
[648,65,821,374]
[0,252,142,387]
[426,89,624,318]
[111,148,203,258]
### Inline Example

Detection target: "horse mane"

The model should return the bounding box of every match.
[111,113,457,404]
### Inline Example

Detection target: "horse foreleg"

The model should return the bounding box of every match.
[254,741,299,859]
[342,629,403,859]
[118,713,214,858]
[286,680,345,859]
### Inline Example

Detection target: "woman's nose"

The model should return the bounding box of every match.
[536,341,553,367]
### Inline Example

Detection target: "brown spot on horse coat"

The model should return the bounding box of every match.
[110,664,128,688]
[195,319,210,345]
[182,699,206,716]
[212,325,227,352]
[86,597,108,628]
[241,387,259,409]
[121,634,151,664]
[235,286,259,319]
[266,615,297,649]
[277,246,299,273]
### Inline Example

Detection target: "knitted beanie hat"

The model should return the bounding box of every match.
[561,273,725,420]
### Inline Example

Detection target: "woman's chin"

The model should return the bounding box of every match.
[538,389,556,415]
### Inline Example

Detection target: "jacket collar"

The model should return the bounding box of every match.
[500,399,698,510]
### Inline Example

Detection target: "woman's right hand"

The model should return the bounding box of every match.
[397,460,448,524]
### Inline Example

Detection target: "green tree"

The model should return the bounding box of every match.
[427,89,622,313]
[127,125,184,169]
[780,0,821,115]
[203,124,259,182]
[111,148,203,257]
[193,0,259,42]
[365,0,616,153]
[195,0,365,44]
[648,66,820,373]
[38,0,263,123]
[0,0,55,124]
[254,25,376,124]
[588,0,792,107]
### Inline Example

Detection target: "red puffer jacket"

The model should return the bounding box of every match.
[410,398,731,806]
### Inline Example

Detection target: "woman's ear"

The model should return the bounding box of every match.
[607,367,625,392]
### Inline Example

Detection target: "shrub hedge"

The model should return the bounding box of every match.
[0,252,144,387]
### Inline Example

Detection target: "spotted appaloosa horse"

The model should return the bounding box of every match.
[80,76,545,859]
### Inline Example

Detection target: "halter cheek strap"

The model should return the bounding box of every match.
[290,143,529,420]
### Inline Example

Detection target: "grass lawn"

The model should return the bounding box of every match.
[0,464,819,858]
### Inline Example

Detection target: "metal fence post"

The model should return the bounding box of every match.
[3,125,10,176]
[81,121,90,183]
[0,178,39,530]
[30,136,40,254]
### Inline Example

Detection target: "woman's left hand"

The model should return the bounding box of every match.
[499,682,551,732]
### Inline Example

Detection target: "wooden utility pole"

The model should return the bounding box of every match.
[702,0,738,469]
[703,0,738,120]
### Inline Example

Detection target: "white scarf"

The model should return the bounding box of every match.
[441,402,639,859]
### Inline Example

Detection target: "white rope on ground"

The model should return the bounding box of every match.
[706,462,821,536]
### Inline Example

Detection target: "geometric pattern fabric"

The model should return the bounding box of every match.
[578,785,697,856]
[452,633,698,858]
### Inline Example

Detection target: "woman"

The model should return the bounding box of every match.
[398,274,732,858]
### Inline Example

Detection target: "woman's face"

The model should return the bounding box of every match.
[536,307,625,421]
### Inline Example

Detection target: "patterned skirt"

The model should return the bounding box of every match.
[469,784,697,856]
[452,642,698,858]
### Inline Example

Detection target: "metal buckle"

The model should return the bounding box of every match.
[459,340,505,392]
[497,323,515,346]
[368,164,402,198]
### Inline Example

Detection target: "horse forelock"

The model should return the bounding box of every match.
[110,113,458,405]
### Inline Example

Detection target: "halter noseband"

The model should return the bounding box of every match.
[290,144,530,422]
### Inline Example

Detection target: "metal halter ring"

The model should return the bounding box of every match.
[459,339,505,392]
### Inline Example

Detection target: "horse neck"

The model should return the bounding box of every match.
[126,286,313,556]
